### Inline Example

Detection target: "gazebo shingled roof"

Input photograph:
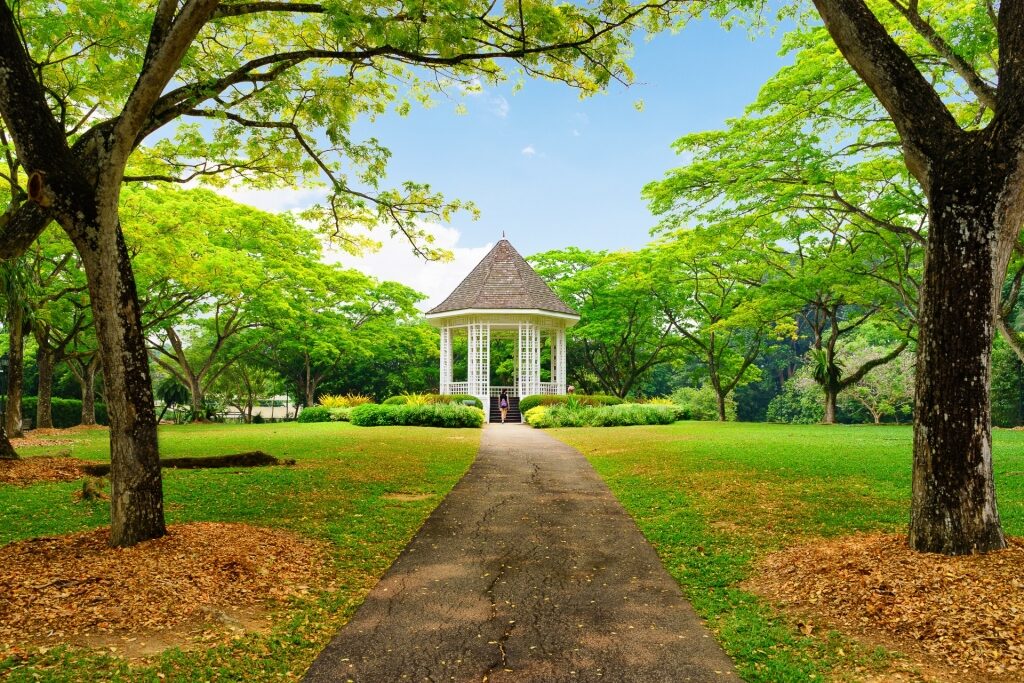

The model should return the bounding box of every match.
[426,239,577,317]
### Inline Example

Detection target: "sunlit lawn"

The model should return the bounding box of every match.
[0,422,479,682]
[550,422,1024,682]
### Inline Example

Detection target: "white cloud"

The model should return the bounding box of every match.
[521,144,537,157]
[571,129,581,137]
[327,224,493,311]
[213,187,492,312]
[488,94,510,118]
[220,186,327,213]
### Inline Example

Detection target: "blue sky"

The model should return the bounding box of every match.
[229,16,794,307]
[346,18,792,257]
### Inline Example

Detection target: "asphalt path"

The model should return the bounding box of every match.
[304,424,737,682]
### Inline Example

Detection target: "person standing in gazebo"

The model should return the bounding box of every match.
[499,389,510,424]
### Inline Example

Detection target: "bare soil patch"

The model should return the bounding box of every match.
[748,533,1024,681]
[382,492,433,502]
[0,522,328,651]
[0,456,92,485]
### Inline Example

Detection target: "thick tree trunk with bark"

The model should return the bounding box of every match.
[909,150,1008,555]
[35,346,54,429]
[6,303,25,438]
[77,220,165,547]
[823,387,838,425]
[0,424,16,459]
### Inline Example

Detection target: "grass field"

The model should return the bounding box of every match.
[550,422,1024,682]
[0,422,479,682]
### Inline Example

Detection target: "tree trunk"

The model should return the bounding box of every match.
[823,387,838,425]
[80,360,97,426]
[77,220,165,548]
[6,303,25,438]
[188,376,206,421]
[715,392,727,422]
[909,157,1007,555]
[35,346,54,429]
[0,424,17,459]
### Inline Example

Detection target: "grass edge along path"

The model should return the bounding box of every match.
[0,422,480,682]
[549,421,1024,683]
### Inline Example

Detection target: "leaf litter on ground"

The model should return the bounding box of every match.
[749,533,1024,681]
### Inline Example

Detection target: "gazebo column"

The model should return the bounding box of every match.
[554,327,567,394]
[467,322,490,410]
[518,321,541,398]
[439,325,453,394]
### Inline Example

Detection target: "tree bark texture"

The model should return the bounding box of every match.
[909,143,1010,554]
[0,424,16,459]
[77,222,165,547]
[35,346,54,429]
[80,360,98,426]
[823,388,838,425]
[5,303,25,438]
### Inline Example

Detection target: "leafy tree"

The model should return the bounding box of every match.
[643,229,786,420]
[790,0,1017,554]
[532,248,683,398]
[212,364,282,423]
[0,0,674,547]
[140,189,321,417]
[259,265,423,406]
[838,337,915,424]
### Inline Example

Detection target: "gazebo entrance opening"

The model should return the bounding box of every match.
[439,318,568,400]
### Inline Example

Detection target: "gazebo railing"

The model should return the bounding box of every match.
[448,382,469,395]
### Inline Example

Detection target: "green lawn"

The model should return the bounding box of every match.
[550,422,1024,682]
[0,422,479,682]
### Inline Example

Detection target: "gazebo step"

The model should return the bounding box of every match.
[489,396,522,423]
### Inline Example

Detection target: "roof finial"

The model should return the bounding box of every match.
[502,230,506,239]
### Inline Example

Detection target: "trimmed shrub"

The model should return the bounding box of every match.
[350,403,484,428]
[381,394,483,409]
[21,397,109,428]
[518,394,623,413]
[297,406,332,423]
[328,407,352,422]
[525,402,675,428]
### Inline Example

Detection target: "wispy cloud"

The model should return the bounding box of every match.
[521,144,537,157]
[488,94,510,118]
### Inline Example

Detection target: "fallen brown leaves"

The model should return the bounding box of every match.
[0,522,328,645]
[749,533,1024,680]
[0,456,92,485]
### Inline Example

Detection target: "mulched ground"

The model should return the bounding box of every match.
[0,522,328,644]
[0,456,93,485]
[749,533,1024,680]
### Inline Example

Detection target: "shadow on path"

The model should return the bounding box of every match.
[304,424,737,682]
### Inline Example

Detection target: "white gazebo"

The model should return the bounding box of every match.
[426,239,579,420]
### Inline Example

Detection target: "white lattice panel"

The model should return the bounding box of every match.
[439,325,453,394]
[518,322,541,397]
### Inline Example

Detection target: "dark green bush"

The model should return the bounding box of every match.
[350,403,483,428]
[297,406,332,423]
[21,397,108,428]
[518,394,623,413]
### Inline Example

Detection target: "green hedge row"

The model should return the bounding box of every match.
[350,403,483,428]
[297,406,352,423]
[20,397,108,428]
[518,393,622,413]
[382,394,483,409]
[524,403,676,428]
